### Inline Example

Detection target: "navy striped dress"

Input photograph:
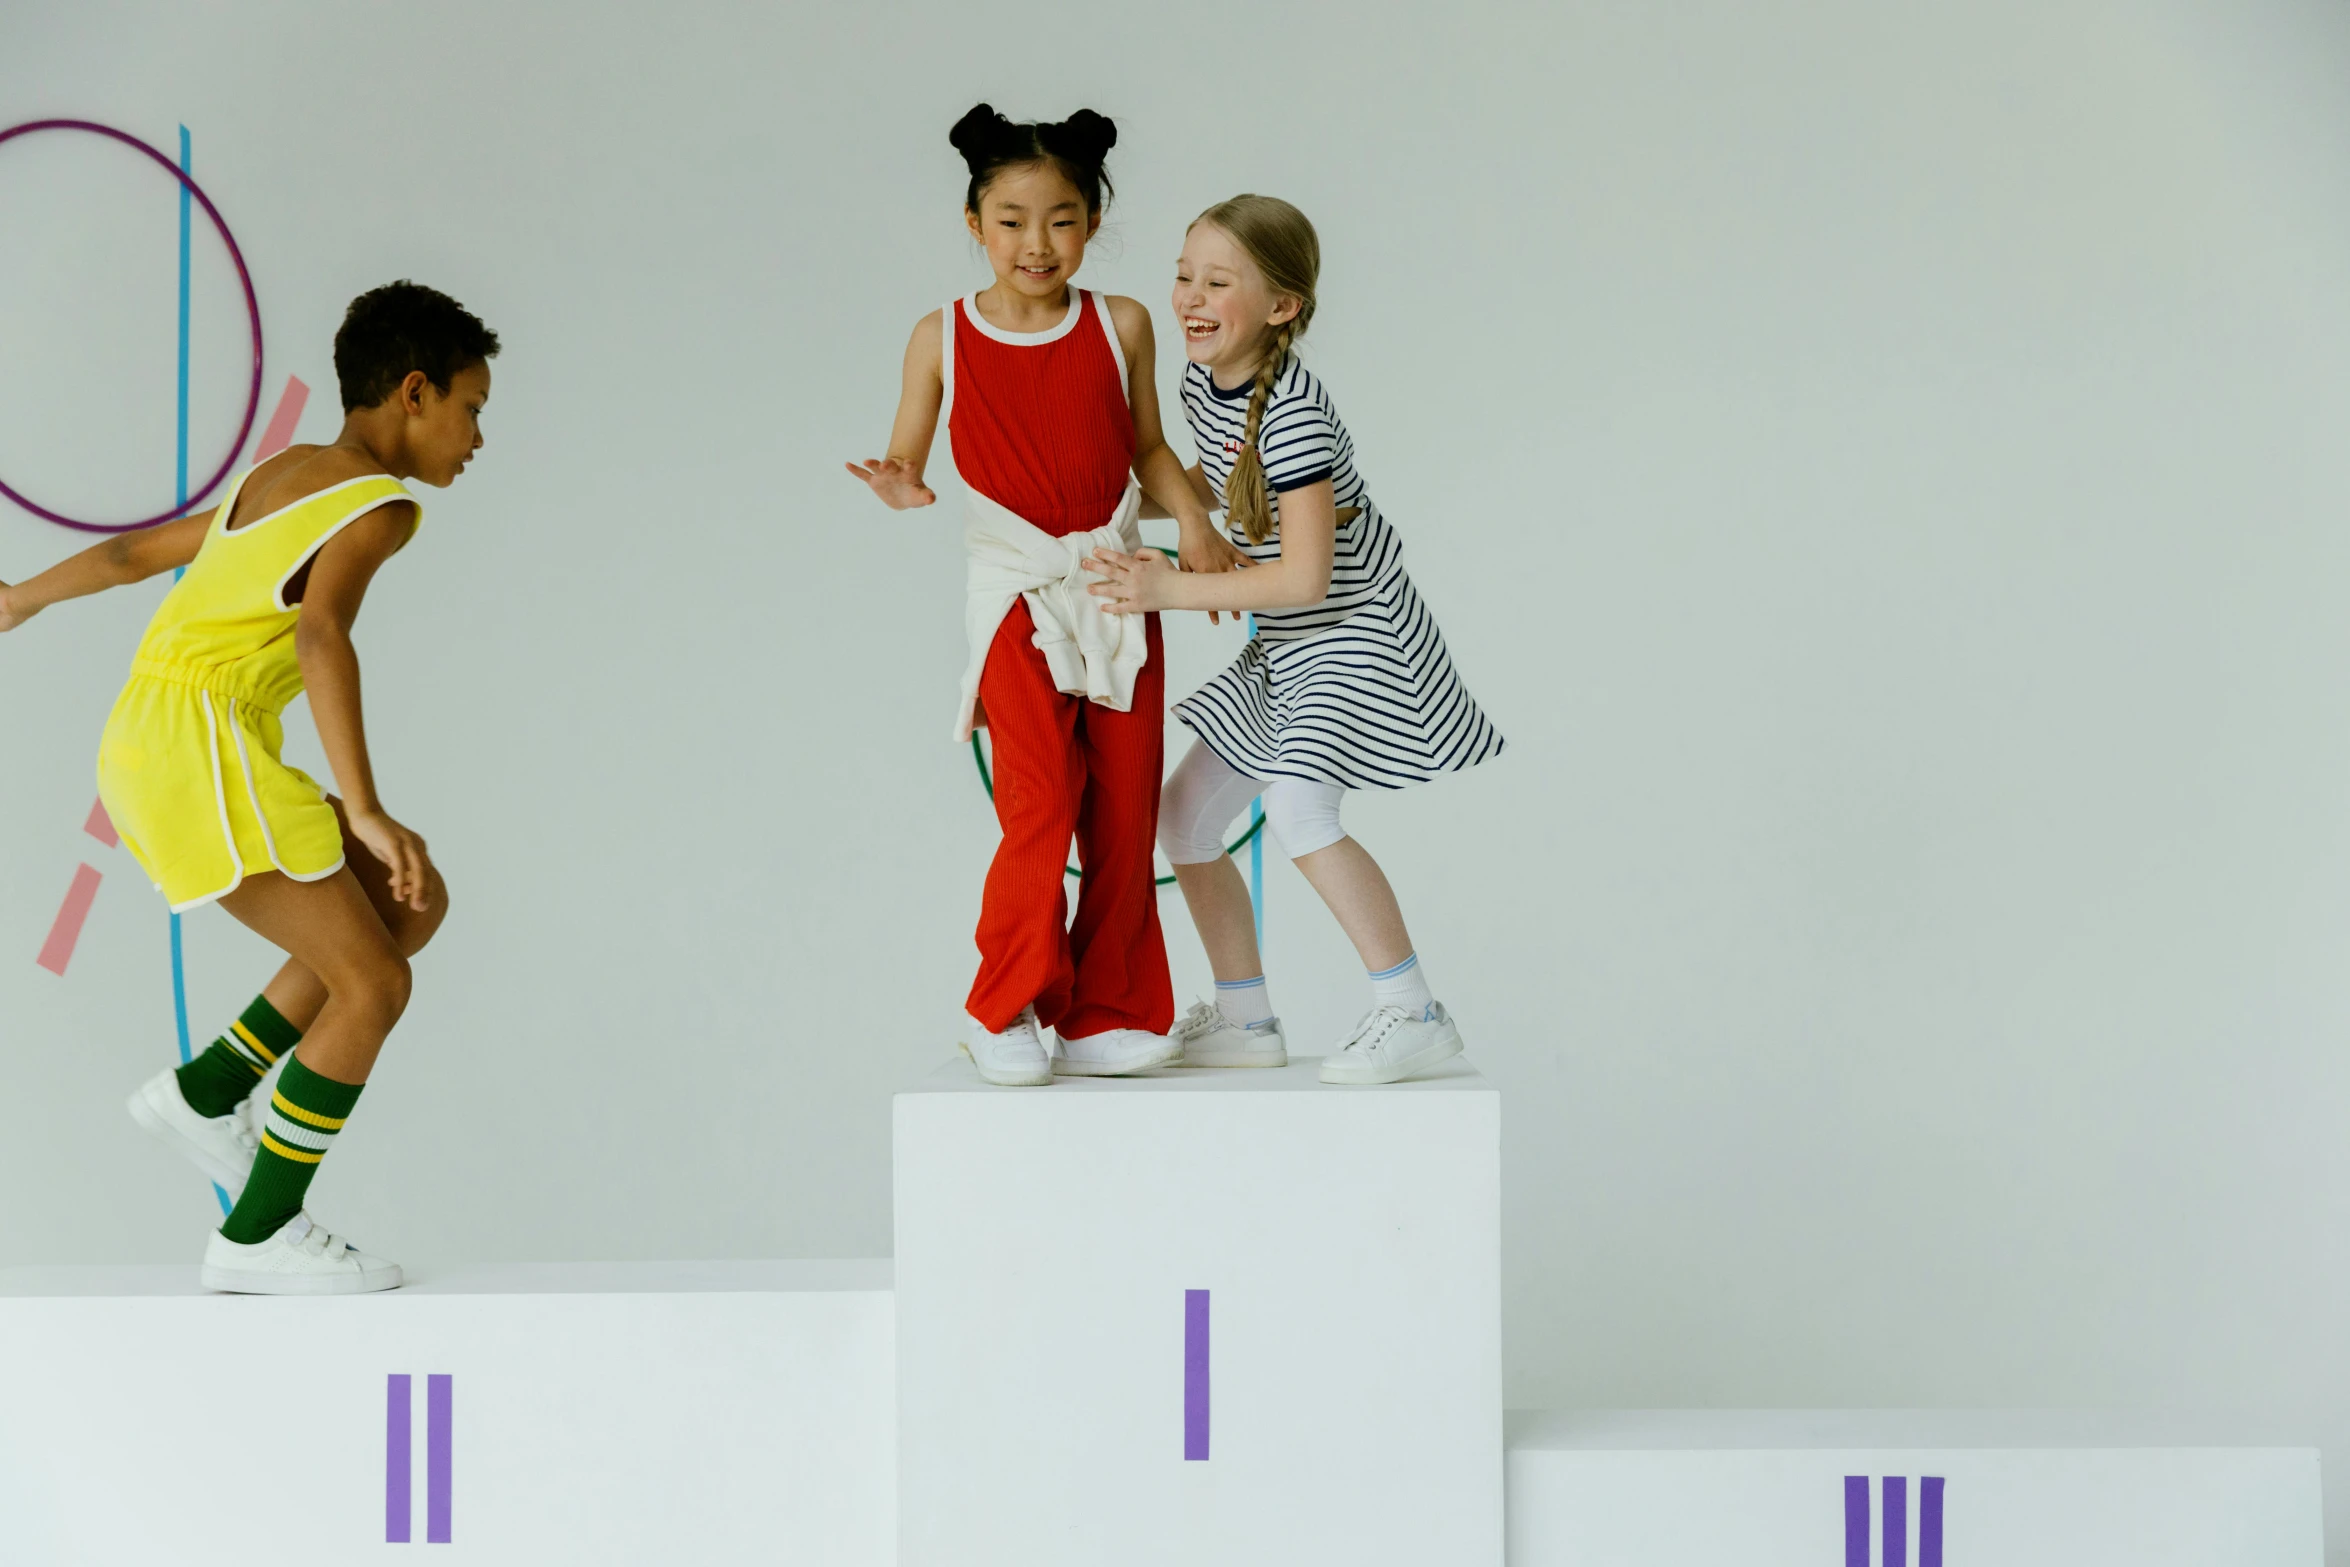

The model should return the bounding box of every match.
[1171,357,1504,790]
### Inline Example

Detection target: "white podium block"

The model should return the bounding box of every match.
[1507,1409,2324,1567]
[0,1260,895,1565]
[894,1055,1503,1567]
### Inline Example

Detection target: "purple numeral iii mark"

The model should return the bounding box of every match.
[1846,1474,1944,1567]
[1184,1289,1210,1461]
[387,1373,454,1544]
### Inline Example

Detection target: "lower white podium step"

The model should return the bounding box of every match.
[0,1260,896,1565]
[1507,1409,2323,1566]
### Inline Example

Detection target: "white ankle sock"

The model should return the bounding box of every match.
[1368,954,1435,1020]
[1215,975,1275,1027]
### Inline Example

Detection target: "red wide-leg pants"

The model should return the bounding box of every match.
[967,599,1174,1038]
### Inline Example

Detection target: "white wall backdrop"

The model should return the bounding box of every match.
[7,0,2350,1552]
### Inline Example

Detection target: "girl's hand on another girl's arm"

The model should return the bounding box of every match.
[844,456,936,509]
[1177,518,1247,578]
[1087,548,1184,615]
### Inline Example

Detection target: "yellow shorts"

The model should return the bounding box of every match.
[96,672,345,912]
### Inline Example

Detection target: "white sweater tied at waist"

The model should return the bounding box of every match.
[955,480,1147,741]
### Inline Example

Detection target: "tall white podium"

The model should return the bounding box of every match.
[892,1055,1504,1567]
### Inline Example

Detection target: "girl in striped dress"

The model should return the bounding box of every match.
[1088,196,1504,1086]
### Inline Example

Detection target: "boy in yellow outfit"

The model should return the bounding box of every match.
[0,281,497,1294]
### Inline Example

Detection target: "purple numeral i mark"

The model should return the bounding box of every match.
[386,1373,455,1545]
[1184,1289,1210,1461]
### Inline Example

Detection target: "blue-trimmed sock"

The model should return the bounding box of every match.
[1369,954,1436,1021]
[1215,975,1276,1028]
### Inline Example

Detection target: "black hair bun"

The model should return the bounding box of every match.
[949,102,1014,166]
[1054,108,1118,162]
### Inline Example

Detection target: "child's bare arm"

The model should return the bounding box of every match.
[0,511,214,632]
[845,313,945,509]
[1088,479,1340,615]
[1109,297,1243,579]
[1139,463,1218,520]
[295,502,434,910]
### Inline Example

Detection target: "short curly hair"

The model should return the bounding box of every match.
[333,281,500,413]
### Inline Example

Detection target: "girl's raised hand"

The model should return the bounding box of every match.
[0,581,26,633]
[1086,547,1180,615]
[845,456,937,510]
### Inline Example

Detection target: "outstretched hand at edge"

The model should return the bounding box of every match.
[845,457,936,510]
[0,581,30,634]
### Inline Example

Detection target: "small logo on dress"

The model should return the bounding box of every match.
[386,1373,454,1544]
[1223,437,1244,457]
[1846,1475,1944,1566]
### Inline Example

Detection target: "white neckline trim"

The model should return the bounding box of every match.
[220,474,403,538]
[960,288,1086,346]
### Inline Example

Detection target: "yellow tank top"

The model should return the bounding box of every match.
[131,466,420,714]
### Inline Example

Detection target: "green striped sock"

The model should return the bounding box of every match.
[219,1054,364,1245]
[175,995,300,1118]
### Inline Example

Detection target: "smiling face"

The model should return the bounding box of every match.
[1173,220,1300,384]
[401,360,489,487]
[966,161,1098,301]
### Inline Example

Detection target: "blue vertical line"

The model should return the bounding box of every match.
[170,125,227,1217]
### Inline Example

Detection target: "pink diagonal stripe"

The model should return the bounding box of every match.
[252,375,309,461]
[37,864,103,976]
[83,797,118,848]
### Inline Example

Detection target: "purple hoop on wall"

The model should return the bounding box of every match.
[0,118,263,534]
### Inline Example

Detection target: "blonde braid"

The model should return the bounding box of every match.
[1226,319,1299,546]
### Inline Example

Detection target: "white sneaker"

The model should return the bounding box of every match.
[1053,1027,1182,1076]
[1320,1003,1465,1085]
[127,1068,262,1196]
[960,1006,1053,1087]
[199,1212,403,1295]
[1172,1000,1288,1068]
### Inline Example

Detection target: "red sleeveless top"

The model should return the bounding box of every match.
[944,289,1134,538]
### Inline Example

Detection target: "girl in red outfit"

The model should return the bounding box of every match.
[848,104,1238,1085]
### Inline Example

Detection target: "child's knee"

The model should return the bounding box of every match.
[1264,780,1346,859]
[1158,795,1228,865]
[332,947,412,1027]
[398,869,451,956]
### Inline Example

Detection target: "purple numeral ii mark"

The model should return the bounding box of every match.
[386,1373,455,1545]
[1184,1289,1210,1461]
